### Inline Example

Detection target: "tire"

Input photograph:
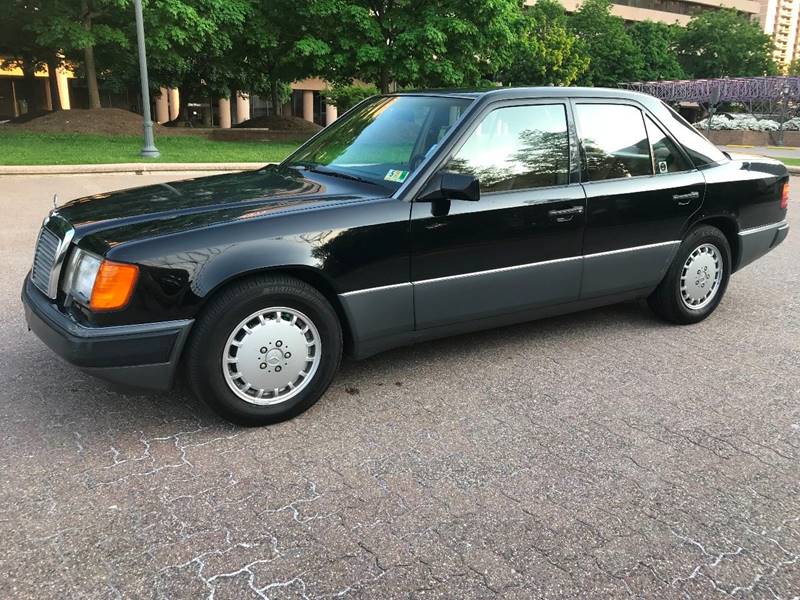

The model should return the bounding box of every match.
[647,225,732,325]
[185,274,342,426]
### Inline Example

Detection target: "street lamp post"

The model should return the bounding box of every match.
[133,0,159,158]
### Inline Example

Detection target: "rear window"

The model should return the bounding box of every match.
[658,101,727,167]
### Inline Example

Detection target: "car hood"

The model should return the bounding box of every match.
[55,165,387,248]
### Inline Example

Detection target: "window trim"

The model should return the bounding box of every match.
[408,98,579,201]
[571,99,655,184]
[446,102,573,196]
[570,98,698,184]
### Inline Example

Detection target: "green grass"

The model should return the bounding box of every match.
[777,157,800,167]
[0,131,301,165]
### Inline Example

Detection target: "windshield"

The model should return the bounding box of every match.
[284,95,474,189]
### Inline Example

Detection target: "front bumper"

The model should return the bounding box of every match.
[737,220,789,271]
[21,276,193,390]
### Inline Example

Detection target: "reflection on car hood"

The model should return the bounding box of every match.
[55,166,386,247]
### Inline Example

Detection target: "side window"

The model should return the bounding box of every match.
[444,104,570,193]
[576,104,652,181]
[645,116,691,174]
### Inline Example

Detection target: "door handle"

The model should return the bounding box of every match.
[548,206,584,222]
[672,191,700,205]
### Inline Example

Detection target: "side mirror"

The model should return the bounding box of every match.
[418,171,480,202]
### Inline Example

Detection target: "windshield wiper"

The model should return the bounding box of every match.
[305,165,379,186]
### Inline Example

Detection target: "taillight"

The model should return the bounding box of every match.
[89,260,139,311]
[781,181,789,210]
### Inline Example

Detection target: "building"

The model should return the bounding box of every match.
[758,0,800,66]
[548,0,760,25]
[0,63,73,119]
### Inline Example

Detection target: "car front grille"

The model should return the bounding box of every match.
[30,215,73,299]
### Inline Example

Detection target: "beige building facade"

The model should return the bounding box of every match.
[545,0,759,25]
[758,0,800,67]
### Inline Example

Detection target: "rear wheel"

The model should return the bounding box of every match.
[186,274,342,426]
[648,225,731,324]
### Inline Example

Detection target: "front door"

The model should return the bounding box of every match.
[573,101,705,298]
[410,101,586,330]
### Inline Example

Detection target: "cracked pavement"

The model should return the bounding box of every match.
[1,172,798,599]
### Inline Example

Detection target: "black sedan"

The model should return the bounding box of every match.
[22,88,790,425]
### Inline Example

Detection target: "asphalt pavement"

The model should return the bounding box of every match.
[1,172,798,599]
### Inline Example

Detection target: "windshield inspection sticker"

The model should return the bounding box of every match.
[384,169,409,183]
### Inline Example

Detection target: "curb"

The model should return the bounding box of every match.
[787,166,800,174]
[0,163,268,176]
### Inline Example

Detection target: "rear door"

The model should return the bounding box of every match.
[573,101,705,299]
[410,100,586,329]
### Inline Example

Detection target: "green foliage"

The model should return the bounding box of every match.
[628,21,685,81]
[321,84,379,111]
[300,0,519,93]
[788,59,800,76]
[568,0,643,87]
[676,9,777,78]
[499,0,589,86]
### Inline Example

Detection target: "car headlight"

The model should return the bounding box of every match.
[66,249,102,304]
[62,247,140,311]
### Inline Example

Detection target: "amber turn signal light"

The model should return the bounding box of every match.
[89,260,139,311]
[781,181,789,210]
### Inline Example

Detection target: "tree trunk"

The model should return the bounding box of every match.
[379,68,391,94]
[20,63,41,113]
[203,97,212,127]
[47,58,62,111]
[179,90,191,124]
[270,83,280,117]
[81,0,101,109]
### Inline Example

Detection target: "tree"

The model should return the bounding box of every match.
[0,0,86,112]
[629,21,685,81]
[676,9,777,78]
[568,0,643,87]
[499,0,589,86]
[321,83,380,111]
[26,0,129,109]
[788,58,800,75]
[224,0,321,115]
[300,0,519,93]
[141,0,251,119]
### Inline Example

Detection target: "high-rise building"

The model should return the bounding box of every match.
[542,0,759,26]
[758,0,800,67]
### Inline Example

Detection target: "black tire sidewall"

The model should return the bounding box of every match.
[189,280,341,425]
[667,226,731,323]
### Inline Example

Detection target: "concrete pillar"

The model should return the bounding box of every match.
[168,88,180,120]
[302,90,314,123]
[155,87,170,124]
[218,97,231,129]
[325,102,338,126]
[56,68,70,109]
[235,92,250,124]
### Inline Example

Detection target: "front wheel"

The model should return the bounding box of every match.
[185,275,342,426]
[648,225,732,324]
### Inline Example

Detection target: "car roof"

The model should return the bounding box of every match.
[393,86,656,104]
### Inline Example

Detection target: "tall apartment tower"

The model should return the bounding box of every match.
[759,0,800,67]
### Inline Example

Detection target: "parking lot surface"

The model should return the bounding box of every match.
[1,173,798,599]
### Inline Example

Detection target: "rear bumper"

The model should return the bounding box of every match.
[21,276,193,390]
[737,220,789,271]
